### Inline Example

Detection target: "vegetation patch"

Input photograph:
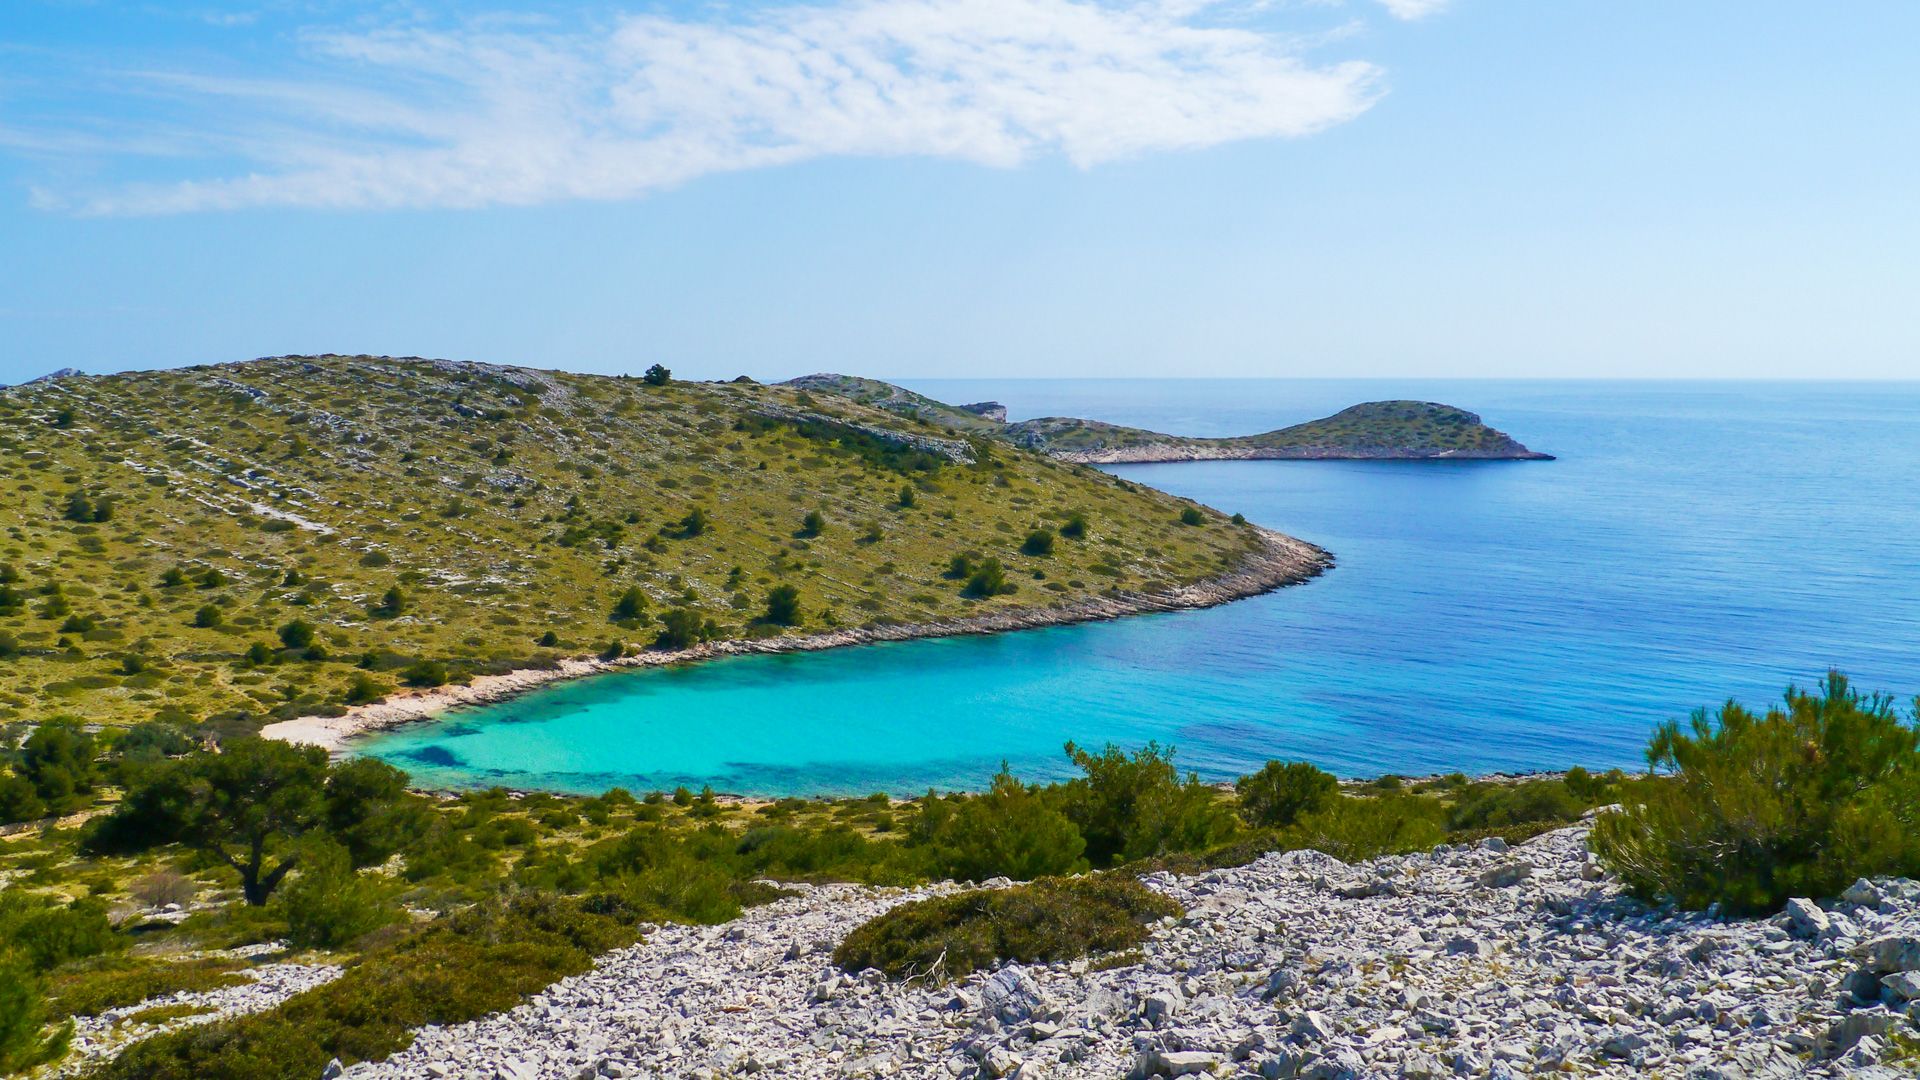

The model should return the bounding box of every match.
[98,892,643,1080]
[47,957,250,1019]
[833,874,1179,981]
[1593,672,1920,915]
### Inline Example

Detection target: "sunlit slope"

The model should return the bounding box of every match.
[0,356,1271,729]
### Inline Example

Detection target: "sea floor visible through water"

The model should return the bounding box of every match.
[358,379,1920,796]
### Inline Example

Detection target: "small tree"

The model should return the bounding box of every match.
[344,672,389,706]
[1235,760,1338,828]
[656,607,718,649]
[1021,529,1056,556]
[94,739,326,905]
[642,364,672,386]
[277,620,316,650]
[371,586,407,618]
[676,507,709,538]
[1060,512,1088,539]
[611,586,649,624]
[962,559,1015,598]
[799,510,827,538]
[1179,507,1205,526]
[20,721,97,814]
[919,767,1088,882]
[192,604,222,629]
[92,741,418,906]
[763,584,802,626]
[402,660,448,687]
[897,485,916,508]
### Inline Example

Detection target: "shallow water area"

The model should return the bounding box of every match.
[358,379,1920,796]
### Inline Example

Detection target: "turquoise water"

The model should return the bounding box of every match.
[359,380,1920,796]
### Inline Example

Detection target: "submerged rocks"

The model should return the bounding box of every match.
[343,827,1920,1080]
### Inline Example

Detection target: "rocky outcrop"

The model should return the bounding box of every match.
[341,822,1918,1079]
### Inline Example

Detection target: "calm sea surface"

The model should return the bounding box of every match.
[358,380,1920,796]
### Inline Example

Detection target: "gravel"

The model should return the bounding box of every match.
[327,823,1920,1077]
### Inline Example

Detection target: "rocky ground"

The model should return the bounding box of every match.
[58,946,341,1075]
[338,821,1920,1079]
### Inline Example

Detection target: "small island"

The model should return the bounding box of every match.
[782,375,1553,463]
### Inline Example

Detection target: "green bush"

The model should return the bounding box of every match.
[961,559,1015,598]
[1235,760,1337,828]
[915,769,1087,882]
[1179,507,1205,526]
[1445,778,1585,835]
[1059,742,1235,867]
[763,584,802,626]
[1592,673,1920,915]
[834,874,1178,981]
[1277,795,1446,863]
[277,843,401,950]
[0,893,122,972]
[1020,529,1055,556]
[0,954,70,1075]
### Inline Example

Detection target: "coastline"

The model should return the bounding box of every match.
[261,526,1333,754]
[1049,444,1555,464]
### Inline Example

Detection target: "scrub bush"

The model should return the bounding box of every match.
[1591,672,1920,915]
[915,768,1088,882]
[1058,742,1235,867]
[834,874,1179,981]
[1277,795,1446,863]
[1235,761,1338,828]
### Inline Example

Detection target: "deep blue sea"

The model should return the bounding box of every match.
[358,380,1920,796]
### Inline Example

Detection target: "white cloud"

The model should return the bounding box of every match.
[1376,0,1448,20]
[37,0,1391,214]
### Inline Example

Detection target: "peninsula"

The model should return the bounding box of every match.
[0,356,1329,740]
[782,374,1554,463]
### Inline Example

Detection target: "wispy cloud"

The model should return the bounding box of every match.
[1376,0,1448,20]
[26,0,1400,215]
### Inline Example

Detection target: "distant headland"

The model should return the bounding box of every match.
[781,374,1554,463]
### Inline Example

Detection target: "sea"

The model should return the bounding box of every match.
[357,380,1920,796]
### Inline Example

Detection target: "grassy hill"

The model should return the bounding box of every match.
[0,356,1281,732]
[780,376,1551,463]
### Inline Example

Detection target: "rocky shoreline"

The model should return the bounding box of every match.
[262,527,1331,754]
[1050,445,1556,465]
[339,819,1920,1079]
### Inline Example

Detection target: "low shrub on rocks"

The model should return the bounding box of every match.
[99,891,645,1080]
[46,956,251,1019]
[1593,672,1920,915]
[833,874,1180,981]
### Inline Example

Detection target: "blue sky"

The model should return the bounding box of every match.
[1,0,1915,384]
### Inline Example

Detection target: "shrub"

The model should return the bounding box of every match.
[344,672,389,706]
[192,604,222,628]
[1020,529,1055,556]
[0,954,70,1075]
[642,363,672,386]
[1235,761,1338,829]
[20,721,97,813]
[277,620,316,649]
[916,769,1088,882]
[1591,673,1920,915]
[1057,742,1236,868]
[961,559,1015,598]
[610,586,649,623]
[277,843,400,950]
[0,893,122,971]
[47,958,248,1019]
[834,874,1178,981]
[130,870,198,909]
[799,510,826,538]
[1446,778,1585,835]
[370,586,406,618]
[1179,507,1205,526]
[0,773,44,824]
[1059,513,1087,539]
[763,584,802,626]
[1277,795,1446,863]
[401,660,448,688]
[897,485,916,508]
[655,607,717,650]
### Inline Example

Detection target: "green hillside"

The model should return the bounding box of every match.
[0,357,1270,731]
